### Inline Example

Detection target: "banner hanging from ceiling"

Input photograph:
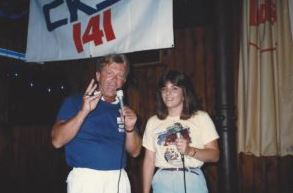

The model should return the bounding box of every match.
[25,0,174,62]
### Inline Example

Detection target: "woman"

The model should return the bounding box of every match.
[142,70,219,193]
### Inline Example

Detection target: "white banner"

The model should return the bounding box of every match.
[25,0,174,62]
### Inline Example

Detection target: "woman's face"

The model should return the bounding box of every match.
[161,81,184,112]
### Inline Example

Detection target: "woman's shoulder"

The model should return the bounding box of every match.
[189,110,216,129]
[191,110,212,120]
[146,115,169,126]
[147,115,160,122]
[193,110,209,116]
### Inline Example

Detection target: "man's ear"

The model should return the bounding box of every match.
[96,71,100,81]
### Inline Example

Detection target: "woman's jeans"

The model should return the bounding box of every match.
[152,167,208,193]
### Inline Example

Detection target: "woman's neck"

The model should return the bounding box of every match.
[168,106,182,117]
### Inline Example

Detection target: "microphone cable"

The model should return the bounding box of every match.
[177,132,187,193]
[117,130,126,193]
[116,89,126,193]
[181,154,187,193]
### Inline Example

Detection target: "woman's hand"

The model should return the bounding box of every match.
[176,136,190,155]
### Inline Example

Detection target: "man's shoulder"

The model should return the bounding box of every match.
[64,94,82,102]
[61,94,83,107]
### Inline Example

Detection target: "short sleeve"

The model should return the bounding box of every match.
[142,116,156,152]
[56,96,81,121]
[198,111,219,145]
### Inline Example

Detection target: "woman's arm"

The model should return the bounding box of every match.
[186,139,220,162]
[177,138,220,162]
[142,149,156,193]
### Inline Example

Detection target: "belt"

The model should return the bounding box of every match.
[161,167,199,175]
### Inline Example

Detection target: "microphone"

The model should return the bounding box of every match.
[116,89,124,110]
[116,89,125,131]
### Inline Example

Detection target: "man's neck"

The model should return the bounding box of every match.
[103,96,116,103]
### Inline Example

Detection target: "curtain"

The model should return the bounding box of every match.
[238,0,293,156]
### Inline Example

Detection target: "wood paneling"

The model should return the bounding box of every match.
[0,125,68,193]
[239,154,293,193]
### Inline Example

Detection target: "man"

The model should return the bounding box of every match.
[51,54,142,193]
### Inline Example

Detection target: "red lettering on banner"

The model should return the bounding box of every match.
[250,0,276,26]
[103,9,116,41]
[82,15,104,46]
[73,9,116,53]
[73,23,83,53]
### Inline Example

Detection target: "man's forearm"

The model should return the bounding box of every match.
[125,130,142,157]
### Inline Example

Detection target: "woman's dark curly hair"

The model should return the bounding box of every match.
[156,70,199,120]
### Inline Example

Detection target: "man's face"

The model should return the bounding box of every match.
[96,62,127,101]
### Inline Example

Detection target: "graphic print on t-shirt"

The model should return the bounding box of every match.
[117,116,124,132]
[156,122,191,166]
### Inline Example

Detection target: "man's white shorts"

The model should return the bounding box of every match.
[67,168,131,193]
